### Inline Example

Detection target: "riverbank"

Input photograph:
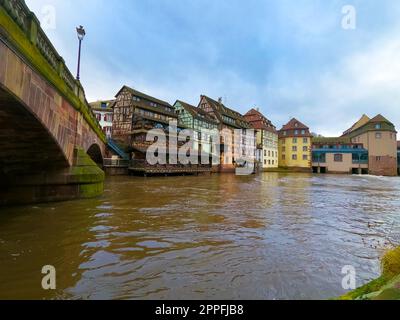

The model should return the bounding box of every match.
[262,167,312,173]
[339,247,400,300]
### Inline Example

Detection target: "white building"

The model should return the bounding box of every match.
[90,100,115,138]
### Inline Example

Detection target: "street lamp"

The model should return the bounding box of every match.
[76,25,86,81]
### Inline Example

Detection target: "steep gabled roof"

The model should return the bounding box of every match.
[200,95,251,129]
[369,114,393,125]
[176,100,219,124]
[89,99,115,111]
[116,85,172,107]
[280,118,309,131]
[342,114,396,137]
[244,108,277,133]
[342,114,370,136]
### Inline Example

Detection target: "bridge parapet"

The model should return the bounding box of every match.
[0,0,106,143]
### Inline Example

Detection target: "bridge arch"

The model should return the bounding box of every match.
[0,84,70,178]
[86,143,104,166]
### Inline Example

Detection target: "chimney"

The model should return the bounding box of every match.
[218,97,223,104]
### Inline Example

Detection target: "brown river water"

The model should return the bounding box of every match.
[0,173,399,300]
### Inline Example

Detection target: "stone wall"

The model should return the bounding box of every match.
[0,40,105,168]
[369,156,398,176]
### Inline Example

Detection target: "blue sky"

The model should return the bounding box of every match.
[26,0,400,136]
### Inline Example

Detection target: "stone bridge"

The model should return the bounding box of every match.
[0,0,106,205]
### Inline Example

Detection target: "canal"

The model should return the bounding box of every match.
[0,173,399,300]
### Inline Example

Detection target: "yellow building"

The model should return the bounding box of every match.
[278,118,312,170]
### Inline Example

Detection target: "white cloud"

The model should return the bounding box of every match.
[266,26,400,136]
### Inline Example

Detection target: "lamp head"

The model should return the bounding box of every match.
[76,25,86,41]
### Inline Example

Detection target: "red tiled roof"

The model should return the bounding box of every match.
[200,95,252,129]
[280,118,309,131]
[244,108,277,133]
[176,100,218,124]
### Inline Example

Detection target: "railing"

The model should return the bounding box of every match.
[1,0,105,141]
[107,139,129,160]
[1,0,29,30]
[103,158,130,168]
[130,159,212,172]
[352,160,368,164]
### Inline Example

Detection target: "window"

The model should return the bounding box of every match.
[376,156,381,161]
[301,130,306,135]
[268,160,271,165]
[272,160,275,165]
[334,154,343,162]
[282,147,286,152]
[375,124,381,129]
[101,102,107,109]
[264,160,267,165]
[283,131,287,136]
[292,146,297,152]
[294,130,299,135]
[375,132,382,139]
[293,138,297,144]
[292,154,298,160]
[303,146,308,152]
[303,138,308,143]
[264,150,267,157]
[303,155,308,161]
[268,151,271,157]
[282,155,286,160]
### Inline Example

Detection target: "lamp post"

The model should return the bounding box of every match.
[76,25,86,81]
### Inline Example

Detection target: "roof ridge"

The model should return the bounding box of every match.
[119,85,172,107]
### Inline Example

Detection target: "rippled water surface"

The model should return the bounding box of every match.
[1,173,400,300]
